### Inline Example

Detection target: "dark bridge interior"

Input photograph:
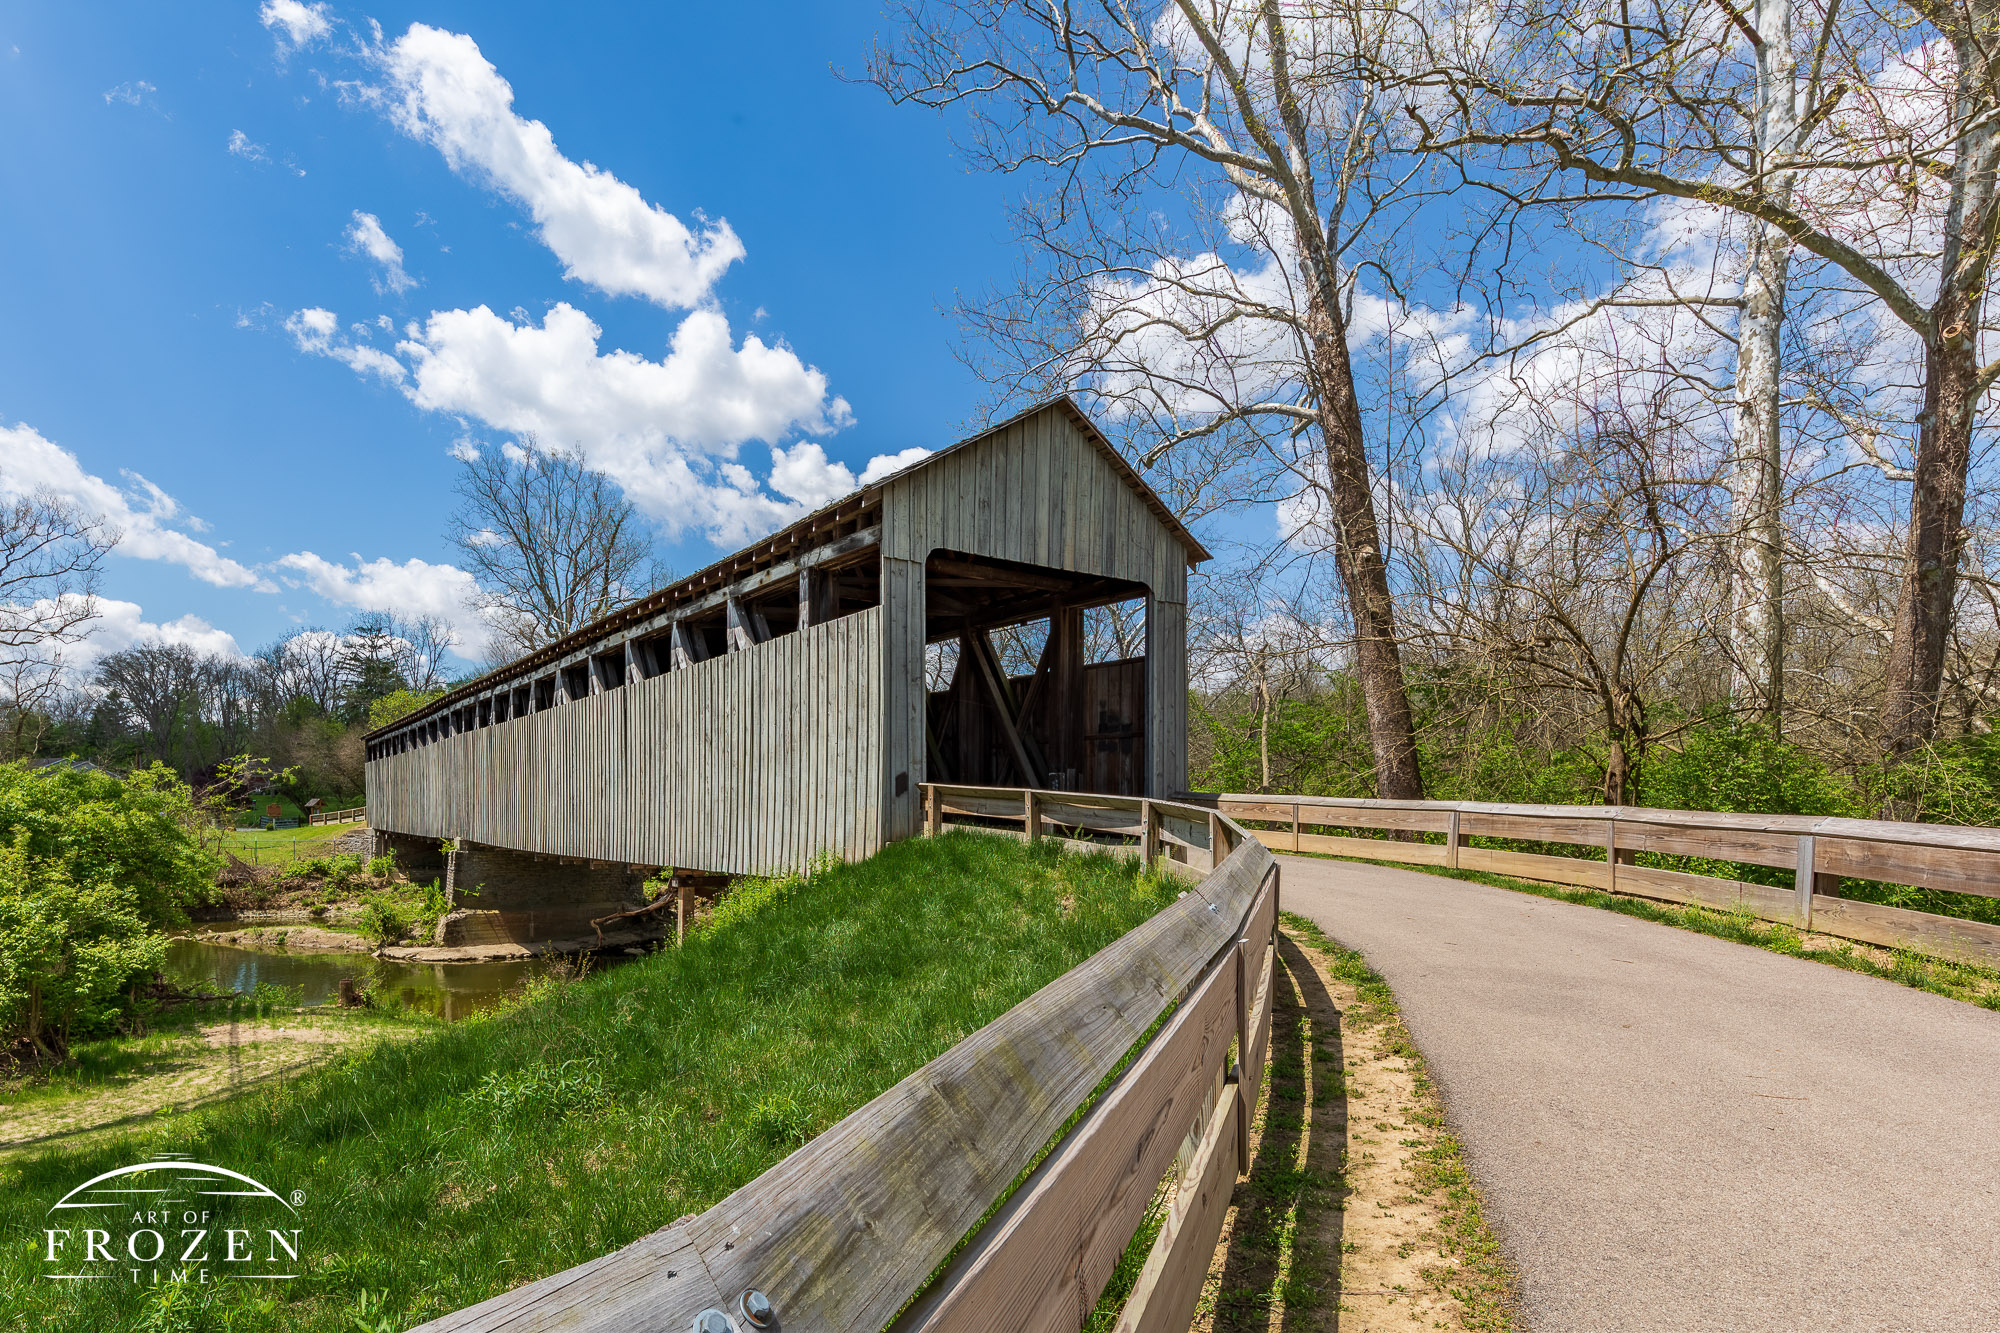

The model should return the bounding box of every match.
[923,549,1149,796]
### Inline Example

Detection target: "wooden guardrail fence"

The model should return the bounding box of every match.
[307,806,368,826]
[415,785,1277,1333]
[1177,792,2000,968]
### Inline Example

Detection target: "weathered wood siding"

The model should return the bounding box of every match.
[877,408,1192,838]
[365,607,884,875]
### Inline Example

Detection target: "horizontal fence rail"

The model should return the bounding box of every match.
[414,787,1277,1333]
[306,806,367,826]
[1179,792,2000,969]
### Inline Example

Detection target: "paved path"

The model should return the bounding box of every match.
[1278,854,2000,1332]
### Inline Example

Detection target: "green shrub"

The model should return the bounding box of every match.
[0,759,218,927]
[0,828,166,1059]
[1641,717,1856,817]
[367,851,397,878]
[358,892,413,946]
[281,852,369,895]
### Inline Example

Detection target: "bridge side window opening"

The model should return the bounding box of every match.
[628,634,669,680]
[922,550,1150,797]
[477,698,493,728]
[559,662,590,700]
[592,649,626,691]
[681,607,731,660]
[492,692,510,724]
[532,676,557,711]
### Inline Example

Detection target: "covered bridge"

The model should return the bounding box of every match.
[362,398,1207,944]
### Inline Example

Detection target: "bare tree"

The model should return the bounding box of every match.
[1399,328,1730,801]
[0,486,116,757]
[448,438,652,654]
[874,0,1434,798]
[392,615,458,693]
[339,611,459,716]
[1403,0,2000,759]
[96,644,208,766]
[258,630,349,717]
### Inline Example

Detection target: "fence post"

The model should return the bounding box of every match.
[1794,835,1816,930]
[1209,811,1228,869]
[924,786,940,837]
[1024,790,1041,842]
[1446,809,1461,871]
[1604,819,1618,893]
[1233,919,1250,1171]
[1291,802,1301,852]
[1141,800,1159,869]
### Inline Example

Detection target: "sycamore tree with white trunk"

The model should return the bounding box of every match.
[1398,0,2000,761]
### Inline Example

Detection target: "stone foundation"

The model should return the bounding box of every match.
[372,830,448,882]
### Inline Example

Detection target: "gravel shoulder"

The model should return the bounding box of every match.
[1279,853,2000,1333]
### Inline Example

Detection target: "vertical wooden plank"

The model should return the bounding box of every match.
[1795,835,1817,929]
[1446,809,1461,870]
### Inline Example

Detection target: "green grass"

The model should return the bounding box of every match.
[0,832,1181,1333]
[218,825,352,861]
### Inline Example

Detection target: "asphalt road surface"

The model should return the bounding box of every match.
[1278,853,2000,1332]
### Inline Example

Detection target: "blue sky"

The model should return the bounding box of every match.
[0,2,1014,668]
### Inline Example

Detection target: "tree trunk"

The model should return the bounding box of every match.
[1303,288,1426,800]
[1881,322,1979,757]
[1881,47,1999,760]
[1603,690,1647,805]
[1729,224,1789,725]
[1728,0,1796,726]
[1254,665,1272,792]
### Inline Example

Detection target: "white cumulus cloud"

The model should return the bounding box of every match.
[62,597,248,672]
[275,551,490,656]
[0,421,271,590]
[767,442,934,509]
[284,306,405,383]
[373,23,744,309]
[285,300,904,543]
[260,0,332,52]
[344,210,416,294]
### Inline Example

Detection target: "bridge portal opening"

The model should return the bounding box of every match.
[923,550,1150,796]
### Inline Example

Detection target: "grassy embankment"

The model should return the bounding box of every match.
[215,825,355,868]
[0,831,1180,1333]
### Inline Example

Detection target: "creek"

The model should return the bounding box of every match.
[162,935,635,1021]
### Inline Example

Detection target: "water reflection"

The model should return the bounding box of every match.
[163,937,635,1021]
